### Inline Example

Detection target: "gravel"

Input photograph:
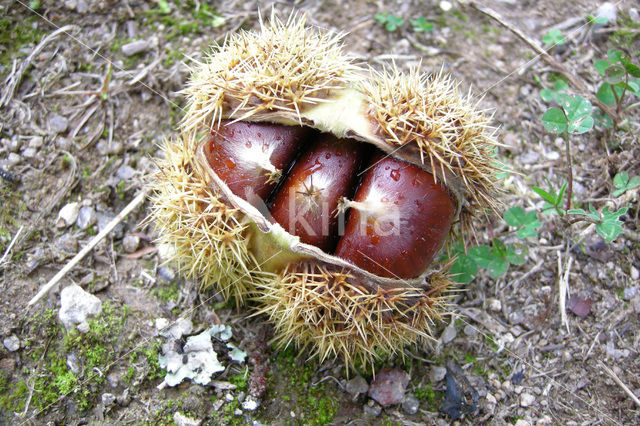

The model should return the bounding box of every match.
[58,283,103,333]
[3,335,20,352]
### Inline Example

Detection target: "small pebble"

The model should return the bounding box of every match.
[101,393,116,406]
[76,206,97,230]
[56,233,78,254]
[514,420,531,426]
[67,352,81,374]
[368,367,410,406]
[440,322,456,343]
[174,412,201,426]
[439,1,452,12]
[3,335,20,352]
[57,202,80,228]
[117,165,136,181]
[7,153,20,166]
[345,375,369,396]
[629,8,640,24]
[430,366,447,383]
[508,311,524,325]
[623,287,638,301]
[520,392,535,407]
[49,114,69,134]
[96,140,123,156]
[401,394,420,415]
[630,266,639,281]
[463,324,476,336]
[122,40,149,56]
[96,211,125,239]
[242,396,260,411]
[363,400,382,417]
[122,234,141,253]
[595,2,616,24]
[22,148,36,158]
[29,137,43,148]
[158,266,176,282]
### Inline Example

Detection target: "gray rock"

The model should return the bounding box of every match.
[440,322,456,344]
[122,235,140,253]
[75,0,88,13]
[508,310,524,325]
[22,147,36,158]
[463,324,476,336]
[56,233,78,254]
[116,165,136,181]
[101,393,115,406]
[122,40,149,56]
[174,412,201,426]
[520,392,535,407]
[126,21,138,38]
[488,298,502,312]
[345,375,369,396]
[430,366,447,383]
[96,140,123,156]
[158,266,175,282]
[630,8,640,24]
[596,3,616,24]
[401,394,420,415]
[3,335,20,352]
[67,352,81,374]
[96,211,125,239]
[623,286,638,300]
[28,137,43,148]
[58,283,102,332]
[76,206,96,230]
[49,114,69,134]
[162,317,193,340]
[363,400,382,416]
[57,202,80,228]
[7,152,21,166]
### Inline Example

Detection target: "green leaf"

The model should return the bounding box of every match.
[612,172,640,197]
[487,257,509,279]
[374,13,387,23]
[385,15,404,31]
[592,108,614,129]
[604,64,626,85]
[531,186,557,204]
[567,208,587,215]
[595,207,628,242]
[158,0,171,14]
[623,62,640,78]
[542,108,567,134]
[503,206,526,226]
[540,88,555,103]
[491,238,507,257]
[468,246,493,269]
[596,82,623,105]
[506,244,528,266]
[542,29,565,45]
[450,254,477,284]
[553,80,569,91]
[594,59,610,76]
[211,15,226,28]
[569,115,593,134]
[517,221,542,238]
[562,96,593,134]
[411,17,434,32]
[608,49,625,64]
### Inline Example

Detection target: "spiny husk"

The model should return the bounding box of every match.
[148,135,274,303]
[360,66,501,231]
[181,12,359,144]
[253,262,454,369]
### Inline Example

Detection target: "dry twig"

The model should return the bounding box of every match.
[27,188,150,307]
[599,361,640,409]
[1,25,79,107]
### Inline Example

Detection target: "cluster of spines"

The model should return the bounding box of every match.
[253,262,454,369]
[148,135,273,303]
[180,13,358,142]
[360,66,501,229]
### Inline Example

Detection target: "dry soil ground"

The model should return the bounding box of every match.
[0,0,639,425]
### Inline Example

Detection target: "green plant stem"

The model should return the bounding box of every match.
[563,131,573,211]
[616,72,628,115]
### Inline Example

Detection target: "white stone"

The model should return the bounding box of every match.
[7,152,21,166]
[596,3,616,24]
[58,284,102,332]
[439,1,452,12]
[242,396,260,411]
[441,322,456,344]
[122,40,149,56]
[3,335,20,352]
[174,412,201,426]
[488,298,502,312]
[520,392,535,407]
[430,365,447,382]
[57,202,80,228]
